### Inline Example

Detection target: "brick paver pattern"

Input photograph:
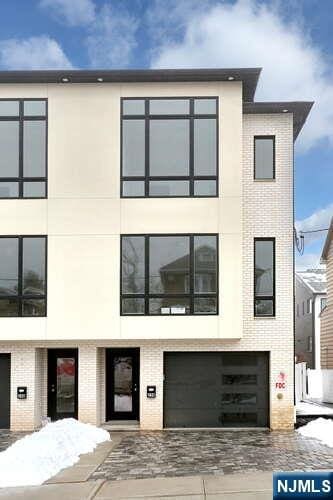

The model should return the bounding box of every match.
[90,430,333,481]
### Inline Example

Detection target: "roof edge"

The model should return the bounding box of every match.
[0,67,262,102]
[243,101,314,141]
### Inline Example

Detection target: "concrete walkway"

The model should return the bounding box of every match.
[0,471,273,499]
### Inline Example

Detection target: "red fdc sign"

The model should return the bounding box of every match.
[275,372,286,390]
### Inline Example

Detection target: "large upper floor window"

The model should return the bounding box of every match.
[254,136,275,180]
[0,99,47,198]
[121,98,218,198]
[254,238,275,317]
[0,236,47,316]
[121,234,218,315]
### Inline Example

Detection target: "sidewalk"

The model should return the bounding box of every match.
[0,471,273,499]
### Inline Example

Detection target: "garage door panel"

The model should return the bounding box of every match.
[164,352,269,428]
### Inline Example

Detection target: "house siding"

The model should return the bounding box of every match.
[321,241,333,368]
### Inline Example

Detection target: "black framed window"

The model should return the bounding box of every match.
[0,236,47,316]
[254,238,275,317]
[0,99,47,198]
[121,97,218,198]
[121,234,218,315]
[254,136,275,180]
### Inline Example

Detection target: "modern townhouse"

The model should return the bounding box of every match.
[0,68,312,431]
[295,269,327,369]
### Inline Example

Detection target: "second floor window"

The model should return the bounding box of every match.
[121,98,218,198]
[121,234,218,315]
[254,238,275,317]
[0,236,47,316]
[0,99,47,199]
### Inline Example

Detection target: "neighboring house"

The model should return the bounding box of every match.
[321,218,333,369]
[0,68,312,432]
[295,269,327,369]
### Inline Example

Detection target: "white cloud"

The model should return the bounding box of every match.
[0,36,73,69]
[86,4,138,68]
[151,0,333,152]
[39,0,95,26]
[296,252,325,271]
[296,204,333,244]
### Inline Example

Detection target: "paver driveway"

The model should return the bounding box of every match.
[90,430,333,481]
[0,430,28,452]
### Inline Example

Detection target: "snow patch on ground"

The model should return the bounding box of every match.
[297,417,333,447]
[0,418,110,488]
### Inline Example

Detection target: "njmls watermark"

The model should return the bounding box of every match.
[274,472,333,500]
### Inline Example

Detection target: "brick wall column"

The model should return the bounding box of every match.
[140,345,163,430]
[10,347,38,431]
[78,345,100,426]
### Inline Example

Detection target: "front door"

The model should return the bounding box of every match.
[48,349,78,421]
[106,348,139,421]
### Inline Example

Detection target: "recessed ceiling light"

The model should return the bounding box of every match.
[228,76,235,81]
[97,77,104,82]
[60,76,70,83]
[283,109,289,113]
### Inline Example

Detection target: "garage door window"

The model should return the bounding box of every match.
[121,234,218,315]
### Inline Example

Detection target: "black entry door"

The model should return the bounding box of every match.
[0,354,10,428]
[48,349,78,421]
[106,348,140,421]
[164,352,269,428]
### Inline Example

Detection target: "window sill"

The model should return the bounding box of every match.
[253,179,276,182]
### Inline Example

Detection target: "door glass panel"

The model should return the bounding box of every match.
[221,393,257,405]
[56,357,75,413]
[114,357,133,412]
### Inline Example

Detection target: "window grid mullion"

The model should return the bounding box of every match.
[18,237,23,317]
[144,236,149,315]
[189,236,194,314]
[144,99,149,197]
[18,101,24,198]
[189,98,194,196]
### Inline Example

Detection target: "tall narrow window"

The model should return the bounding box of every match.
[121,234,218,315]
[121,97,218,198]
[254,238,275,317]
[0,99,47,198]
[0,236,47,316]
[254,136,275,180]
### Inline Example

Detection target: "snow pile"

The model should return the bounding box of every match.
[297,417,333,447]
[0,418,110,488]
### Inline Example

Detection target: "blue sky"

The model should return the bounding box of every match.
[0,0,332,269]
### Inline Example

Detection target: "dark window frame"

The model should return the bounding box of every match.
[0,235,47,317]
[254,135,275,180]
[121,97,219,198]
[0,98,48,199]
[120,233,219,316]
[254,237,275,317]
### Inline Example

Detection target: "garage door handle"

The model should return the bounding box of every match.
[133,384,138,392]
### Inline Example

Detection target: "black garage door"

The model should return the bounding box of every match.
[0,354,10,429]
[164,352,269,428]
